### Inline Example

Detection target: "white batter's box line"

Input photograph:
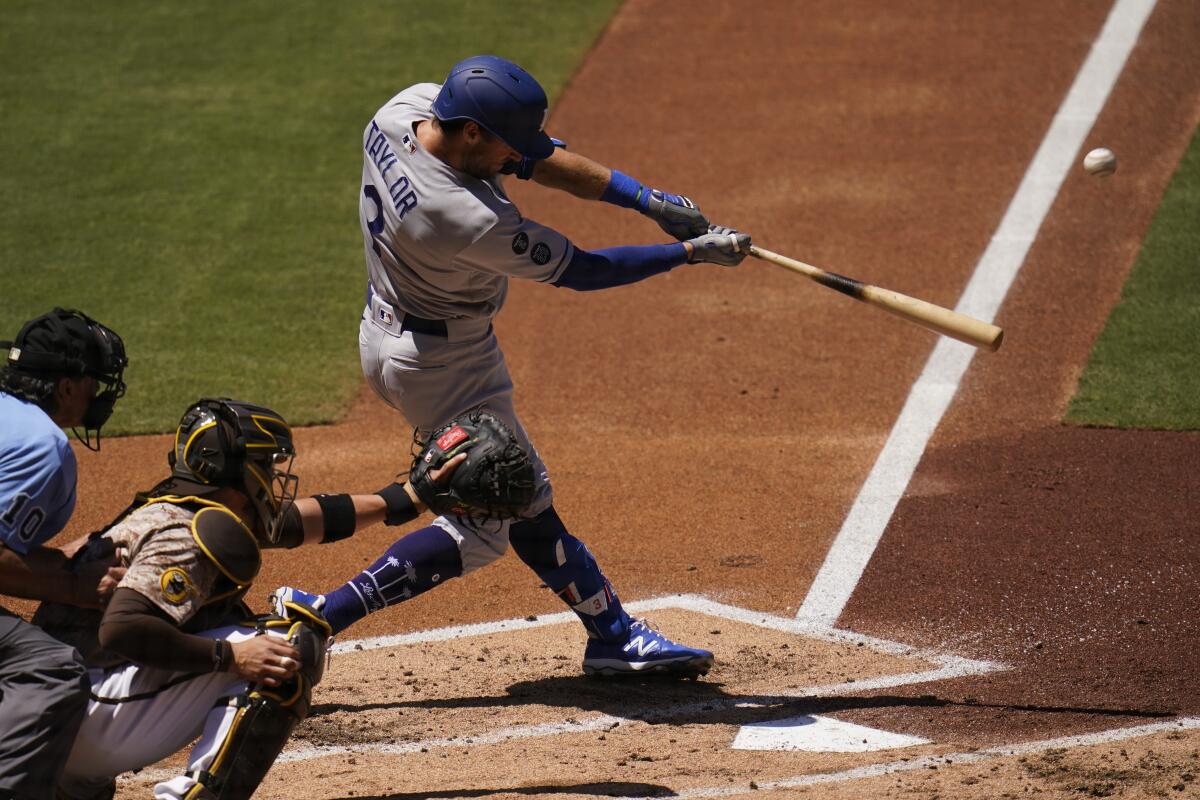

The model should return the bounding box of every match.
[129,594,1009,781]
[331,592,1006,679]
[133,705,1199,785]
[262,669,1011,770]
[645,716,1200,799]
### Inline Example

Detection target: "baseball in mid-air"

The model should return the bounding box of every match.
[1083,147,1117,176]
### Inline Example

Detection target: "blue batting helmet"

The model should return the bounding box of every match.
[432,55,554,160]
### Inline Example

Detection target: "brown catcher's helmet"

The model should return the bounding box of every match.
[168,398,298,542]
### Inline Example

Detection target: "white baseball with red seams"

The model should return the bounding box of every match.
[1083,147,1117,176]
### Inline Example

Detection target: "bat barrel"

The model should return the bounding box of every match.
[748,246,1004,352]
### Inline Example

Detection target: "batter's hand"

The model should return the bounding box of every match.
[685,225,751,266]
[231,635,301,687]
[641,190,710,241]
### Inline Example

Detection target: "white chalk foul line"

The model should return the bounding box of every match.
[652,716,1200,799]
[796,0,1158,628]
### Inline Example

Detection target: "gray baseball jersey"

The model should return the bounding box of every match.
[359,83,574,320]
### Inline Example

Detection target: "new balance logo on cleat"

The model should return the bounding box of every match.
[622,634,660,658]
[582,618,713,679]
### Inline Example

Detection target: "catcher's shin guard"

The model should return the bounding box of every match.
[183,604,330,799]
[509,506,630,642]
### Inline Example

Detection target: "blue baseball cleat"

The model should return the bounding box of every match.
[270,585,325,618]
[582,618,714,678]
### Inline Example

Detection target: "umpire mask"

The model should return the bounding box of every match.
[2,308,128,451]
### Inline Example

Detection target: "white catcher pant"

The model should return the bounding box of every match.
[59,625,286,800]
[359,306,553,573]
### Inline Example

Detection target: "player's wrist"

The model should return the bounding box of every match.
[600,169,648,210]
[377,482,420,525]
[213,639,232,672]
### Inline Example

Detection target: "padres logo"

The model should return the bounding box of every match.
[160,567,194,605]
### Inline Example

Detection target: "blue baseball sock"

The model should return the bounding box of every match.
[509,506,631,643]
[321,525,462,634]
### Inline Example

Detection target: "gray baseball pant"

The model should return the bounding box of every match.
[0,607,90,800]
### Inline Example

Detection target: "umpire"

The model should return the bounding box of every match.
[0,309,127,799]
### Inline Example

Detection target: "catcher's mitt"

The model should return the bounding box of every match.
[409,410,536,519]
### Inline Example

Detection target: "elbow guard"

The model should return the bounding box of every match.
[313,494,357,543]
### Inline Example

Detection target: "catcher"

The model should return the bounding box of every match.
[277,410,712,676]
[38,397,466,800]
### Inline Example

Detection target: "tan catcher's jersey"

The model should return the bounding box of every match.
[360,83,574,321]
[34,500,250,666]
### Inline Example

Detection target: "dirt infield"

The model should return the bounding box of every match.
[33,0,1200,796]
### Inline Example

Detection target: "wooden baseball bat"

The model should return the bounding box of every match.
[748,245,1004,351]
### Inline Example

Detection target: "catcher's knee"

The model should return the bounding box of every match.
[185,608,330,799]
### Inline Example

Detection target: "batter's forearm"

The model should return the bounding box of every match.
[553,244,689,291]
[529,149,611,200]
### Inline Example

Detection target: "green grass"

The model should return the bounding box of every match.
[1065,124,1200,430]
[0,0,619,434]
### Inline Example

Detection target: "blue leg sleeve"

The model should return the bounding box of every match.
[321,526,462,634]
[508,506,631,643]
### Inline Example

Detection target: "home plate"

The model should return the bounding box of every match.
[732,715,931,752]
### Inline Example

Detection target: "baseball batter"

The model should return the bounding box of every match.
[275,55,751,677]
[0,308,127,799]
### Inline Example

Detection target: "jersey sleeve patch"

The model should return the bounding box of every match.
[456,214,574,283]
[159,566,195,605]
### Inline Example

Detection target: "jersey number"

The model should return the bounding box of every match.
[1,493,46,543]
[363,185,385,238]
[364,177,418,227]
[363,184,409,267]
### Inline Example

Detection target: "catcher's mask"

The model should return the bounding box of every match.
[1,307,128,451]
[167,397,298,543]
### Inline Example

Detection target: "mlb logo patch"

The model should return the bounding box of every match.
[436,426,469,451]
[379,308,394,325]
[402,134,416,154]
